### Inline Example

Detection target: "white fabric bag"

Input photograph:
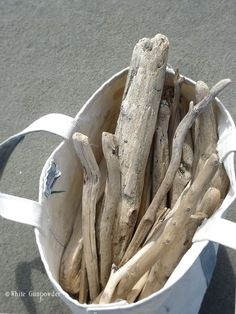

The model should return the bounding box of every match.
[0,67,236,314]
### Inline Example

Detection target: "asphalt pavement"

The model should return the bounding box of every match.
[0,1,235,313]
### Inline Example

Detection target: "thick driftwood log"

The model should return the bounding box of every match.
[193,81,229,198]
[73,132,100,300]
[99,154,219,304]
[59,207,83,295]
[100,132,120,288]
[113,34,169,264]
[120,78,230,266]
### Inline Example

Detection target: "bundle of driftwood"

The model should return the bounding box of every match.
[59,34,231,304]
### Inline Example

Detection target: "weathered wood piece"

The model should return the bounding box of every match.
[100,154,219,304]
[136,144,153,226]
[113,34,169,264]
[140,186,221,299]
[152,100,170,206]
[73,132,100,300]
[193,81,229,198]
[126,272,149,303]
[59,207,83,295]
[168,69,185,152]
[79,255,89,304]
[120,78,231,266]
[169,100,194,208]
[99,132,120,288]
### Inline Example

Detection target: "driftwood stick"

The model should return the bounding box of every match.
[152,100,170,203]
[59,208,83,295]
[170,102,194,208]
[120,78,230,266]
[136,144,153,226]
[126,272,149,303]
[168,69,185,152]
[192,81,209,177]
[193,81,229,198]
[100,132,120,288]
[97,158,107,201]
[194,187,221,219]
[113,34,169,264]
[99,154,219,304]
[79,255,89,304]
[73,132,100,300]
[140,186,221,299]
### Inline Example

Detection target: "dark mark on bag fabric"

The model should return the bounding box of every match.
[43,160,62,198]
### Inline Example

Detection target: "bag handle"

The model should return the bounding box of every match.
[193,130,236,249]
[193,216,236,250]
[0,113,77,228]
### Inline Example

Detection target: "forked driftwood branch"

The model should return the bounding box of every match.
[193,81,229,198]
[100,154,219,304]
[121,78,231,265]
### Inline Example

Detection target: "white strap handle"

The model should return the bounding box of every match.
[193,217,236,250]
[193,129,236,250]
[0,113,77,228]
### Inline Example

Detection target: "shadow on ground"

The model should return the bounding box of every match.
[15,257,46,314]
[199,246,235,314]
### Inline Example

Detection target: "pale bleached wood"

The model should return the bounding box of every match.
[97,158,107,201]
[120,79,230,264]
[195,187,221,217]
[136,143,153,226]
[113,34,169,264]
[73,132,100,300]
[99,154,219,304]
[168,69,185,153]
[100,132,120,288]
[59,207,83,295]
[152,100,170,206]
[193,81,229,198]
[140,186,221,299]
[126,272,149,303]
[169,101,194,208]
[79,255,88,304]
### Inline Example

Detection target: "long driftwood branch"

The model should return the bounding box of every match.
[193,81,229,198]
[99,154,219,304]
[113,34,169,264]
[73,132,100,300]
[121,78,231,265]
[140,176,221,299]
[169,99,193,208]
[99,132,120,288]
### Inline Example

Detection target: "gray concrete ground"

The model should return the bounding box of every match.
[0,0,235,313]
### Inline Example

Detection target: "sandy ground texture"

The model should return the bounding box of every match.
[0,0,235,313]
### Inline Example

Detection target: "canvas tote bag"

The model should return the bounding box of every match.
[0,67,236,314]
